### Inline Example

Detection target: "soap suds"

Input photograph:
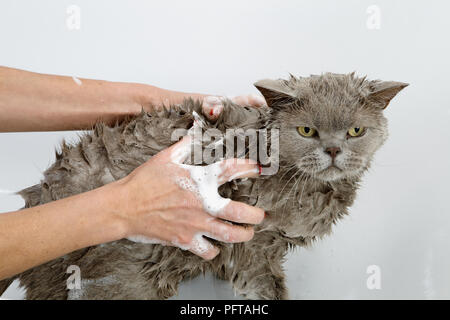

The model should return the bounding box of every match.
[192,110,206,128]
[175,177,199,194]
[170,122,231,215]
[227,168,259,182]
[190,233,213,254]
[126,235,168,245]
[171,233,212,254]
[72,76,82,86]
[130,115,254,254]
[181,162,230,215]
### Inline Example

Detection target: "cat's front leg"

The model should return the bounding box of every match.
[228,255,289,300]
[233,268,288,300]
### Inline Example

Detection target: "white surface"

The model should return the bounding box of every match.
[1,0,449,299]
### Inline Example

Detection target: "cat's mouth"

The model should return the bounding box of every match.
[323,164,342,172]
[314,164,344,181]
[329,164,342,170]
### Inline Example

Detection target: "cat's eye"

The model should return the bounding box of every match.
[348,127,365,137]
[297,126,317,137]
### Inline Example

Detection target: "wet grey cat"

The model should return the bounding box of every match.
[0,73,407,299]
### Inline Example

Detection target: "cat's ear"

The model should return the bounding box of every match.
[368,81,409,109]
[254,79,297,107]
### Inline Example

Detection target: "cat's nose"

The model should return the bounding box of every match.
[325,147,341,160]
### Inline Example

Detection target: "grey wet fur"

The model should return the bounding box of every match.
[0,73,407,299]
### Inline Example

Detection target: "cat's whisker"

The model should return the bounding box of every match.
[282,168,306,215]
[298,172,311,208]
[285,171,301,206]
[290,170,306,206]
[276,166,300,205]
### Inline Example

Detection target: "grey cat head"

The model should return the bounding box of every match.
[255,73,408,182]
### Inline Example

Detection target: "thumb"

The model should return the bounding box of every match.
[154,135,192,164]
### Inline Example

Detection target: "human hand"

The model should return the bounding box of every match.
[115,136,264,260]
[202,94,267,121]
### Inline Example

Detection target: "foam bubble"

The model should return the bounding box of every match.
[72,76,82,86]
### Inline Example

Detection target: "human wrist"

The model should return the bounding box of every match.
[104,173,156,240]
[95,178,134,241]
[136,84,207,110]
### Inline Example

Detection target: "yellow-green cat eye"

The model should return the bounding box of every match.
[348,127,364,137]
[297,126,316,137]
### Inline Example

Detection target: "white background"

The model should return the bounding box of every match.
[1,0,449,299]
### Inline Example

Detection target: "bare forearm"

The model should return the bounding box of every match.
[0,181,126,280]
[0,66,206,132]
[0,135,265,280]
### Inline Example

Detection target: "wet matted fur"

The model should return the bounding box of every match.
[0,73,407,299]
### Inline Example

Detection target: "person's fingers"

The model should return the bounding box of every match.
[202,96,224,121]
[204,218,255,243]
[216,200,265,224]
[247,94,268,108]
[230,94,267,108]
[215,158,261,185]
[156,135,192,164]
[202,94,267,121]
[186,234,220,260]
